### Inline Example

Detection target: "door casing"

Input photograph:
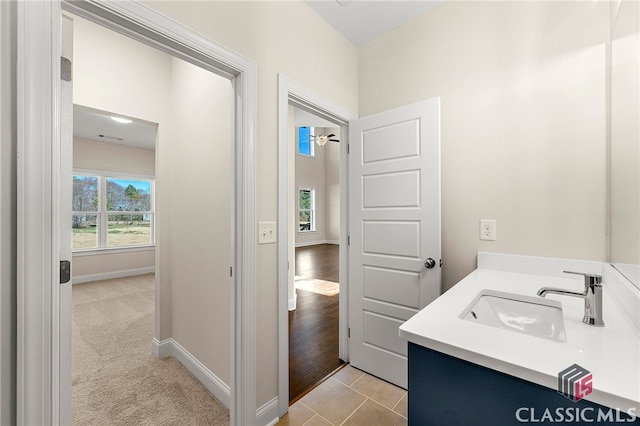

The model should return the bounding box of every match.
[276,74,357,416]
[16,1,257,424]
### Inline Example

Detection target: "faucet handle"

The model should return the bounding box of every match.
[563,270,603,286]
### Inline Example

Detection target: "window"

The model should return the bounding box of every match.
[72,174,154,250]
[298,126,314,157]
[298,187,315,232]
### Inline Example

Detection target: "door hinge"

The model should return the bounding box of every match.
[347,235,350,246]
[348,328,351,338]
[60,260,71,284]
[347,143,350,154]
[60,56,72,82]
[230,266,233,277]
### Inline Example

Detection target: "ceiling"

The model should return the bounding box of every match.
[304,0,445,46]
[73,105,157,150]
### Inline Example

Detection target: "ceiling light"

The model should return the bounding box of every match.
[315,135,329,146]
[111,116,133,124]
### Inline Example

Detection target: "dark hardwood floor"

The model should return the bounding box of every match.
[294,243,339,283]
[289,244,343,403]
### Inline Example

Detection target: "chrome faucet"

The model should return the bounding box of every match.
[537,271,604,327]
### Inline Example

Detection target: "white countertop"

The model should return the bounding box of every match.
[399,252,640,413]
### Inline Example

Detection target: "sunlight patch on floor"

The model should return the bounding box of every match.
[295,276,339,297]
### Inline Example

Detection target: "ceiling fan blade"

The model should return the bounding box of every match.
[329,139,340,142]
[327,134,336,138]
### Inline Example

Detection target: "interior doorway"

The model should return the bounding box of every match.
[277,75,357,416]
[67,10,235,424]
[16,2,257,424]
[288,112,344,402]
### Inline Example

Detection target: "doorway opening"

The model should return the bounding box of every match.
[67,10,234,424]
[277,75,357,416]
[289,111,344,403]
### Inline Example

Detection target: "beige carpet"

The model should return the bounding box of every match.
[72,274,229,425]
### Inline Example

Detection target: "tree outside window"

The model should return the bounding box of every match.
[72,176,99,248]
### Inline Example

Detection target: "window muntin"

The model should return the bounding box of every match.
[298,187,315,232]
[72,174,154,250]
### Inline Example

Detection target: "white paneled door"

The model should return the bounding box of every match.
[348,98,441,389]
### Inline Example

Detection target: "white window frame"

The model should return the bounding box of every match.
[298,186,316,233]
[72,171,155,251]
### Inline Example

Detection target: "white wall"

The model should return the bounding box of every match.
[73,249,155,281]
[72,137,156,281]
[168,57,232,385]
[73,137,155,176]
[610,0,640,269]
[359,1,610,291]
[146,0,359,408]
[0,1,16,423]
[324,131,341,243]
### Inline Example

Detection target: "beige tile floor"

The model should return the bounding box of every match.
[278,365,407,426]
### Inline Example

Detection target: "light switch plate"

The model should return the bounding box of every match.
[258,221,277,244]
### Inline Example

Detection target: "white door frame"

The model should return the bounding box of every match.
[277,74,357,416]
[16,1,257,424]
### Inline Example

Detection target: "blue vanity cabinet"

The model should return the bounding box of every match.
[407,343,638,425]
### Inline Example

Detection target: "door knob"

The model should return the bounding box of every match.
[424,258,436,269]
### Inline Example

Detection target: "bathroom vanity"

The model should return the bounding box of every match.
[399,252,640,425]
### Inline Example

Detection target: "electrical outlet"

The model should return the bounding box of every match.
[480,219,496,241]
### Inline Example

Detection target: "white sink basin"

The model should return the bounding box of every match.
[459,289,567,343]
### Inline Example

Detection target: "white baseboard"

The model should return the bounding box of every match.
[72,267,155,284]
[295,240,339,248]
[256,397,279,426]
[151,337,172,358]
[151,337,230,408]
[151,338,281,425]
